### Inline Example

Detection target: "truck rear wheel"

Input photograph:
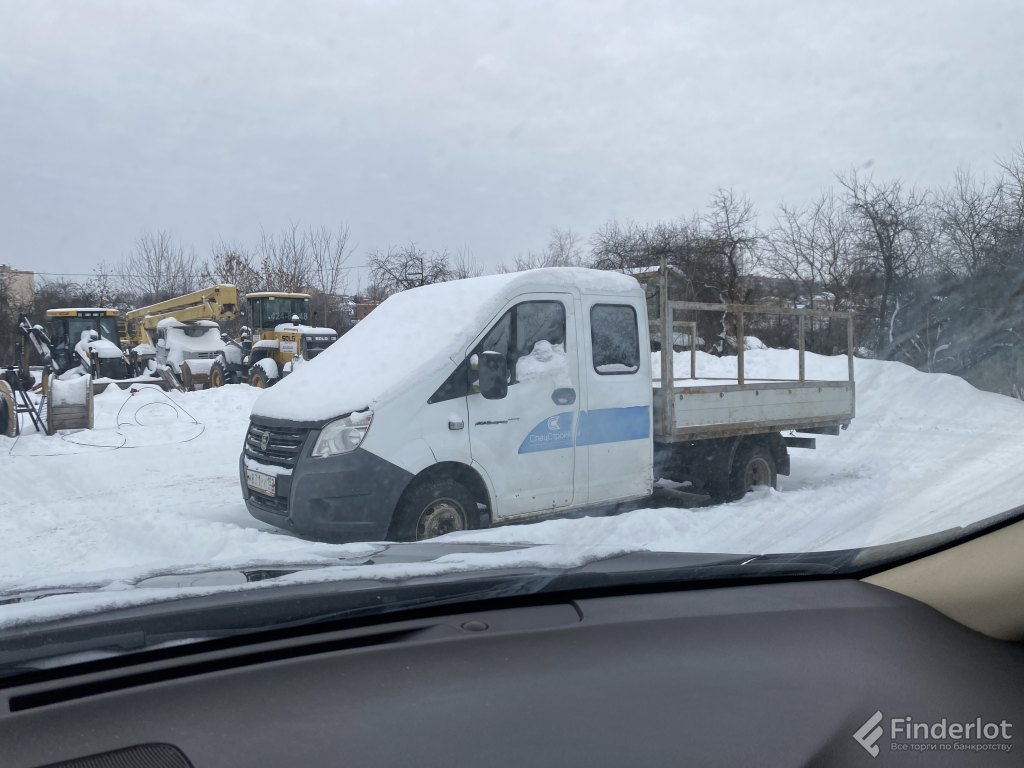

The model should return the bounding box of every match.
[391,478,476,542]
[708,440,777,503]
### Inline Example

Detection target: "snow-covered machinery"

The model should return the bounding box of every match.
[1,314,93,437]
[210,292,337,388]
[44,308,134,388]
[124,285,240,391]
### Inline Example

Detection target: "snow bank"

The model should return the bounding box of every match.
[5,344,1024,627]
[252,268,640,423]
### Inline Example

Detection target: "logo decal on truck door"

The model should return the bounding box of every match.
[518,412,575,454]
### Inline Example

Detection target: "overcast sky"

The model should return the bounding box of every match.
[2,0,1022,288]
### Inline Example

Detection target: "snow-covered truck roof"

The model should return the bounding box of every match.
[251,267,641,423]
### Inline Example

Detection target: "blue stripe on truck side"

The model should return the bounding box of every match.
[516,406,650,453]
[576,405,650,446]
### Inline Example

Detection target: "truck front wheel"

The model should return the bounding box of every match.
[708,440,778,503]
[391,478,476,541]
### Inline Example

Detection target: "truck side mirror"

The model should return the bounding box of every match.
[478,351,508,400]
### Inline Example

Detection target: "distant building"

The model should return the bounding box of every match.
[0,265,34,308]
[354,300,380,322]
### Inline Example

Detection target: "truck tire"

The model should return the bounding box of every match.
[708,439,778,503]
[249,365,278,389]
[0,380,15,438]
[390,477,477,542]
[209,360,229,388]
[249,358,280,389]
[180,362,195,392]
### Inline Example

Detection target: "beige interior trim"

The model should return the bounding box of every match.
[863,519,1024,642]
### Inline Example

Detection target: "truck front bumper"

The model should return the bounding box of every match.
[241,446,413,543]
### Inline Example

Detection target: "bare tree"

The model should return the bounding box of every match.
[119,230,201,303]
[203,239,262,298]
[450,248,483,280]
[503,227,587,272]
[307,224,354,326]
[701,189,760,304]
[256,223,313,293]
[766,190,856,310]
[367,243,461,297]
[86,262,134,311]
[933,169,1002,277]
[993,145,1024,269]
[839,171,928,346]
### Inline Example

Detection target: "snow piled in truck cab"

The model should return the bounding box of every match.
[251,268,640,423]
[516,341,571,387]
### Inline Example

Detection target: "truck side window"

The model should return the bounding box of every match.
[429,301,567,403]
[512,301,567,386]
[474,301,566,384]
[591,304,640,375]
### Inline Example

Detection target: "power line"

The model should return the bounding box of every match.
[31,264,370,280]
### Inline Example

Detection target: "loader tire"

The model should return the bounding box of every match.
[248,366,271,389]
[0,380,15,438]
[210,360,229,388]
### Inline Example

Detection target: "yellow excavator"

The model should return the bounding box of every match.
[123,284,239,390]
[43,307,134,383]
[210,292,338,388]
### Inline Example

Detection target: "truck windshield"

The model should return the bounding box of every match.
[250,298,310,329]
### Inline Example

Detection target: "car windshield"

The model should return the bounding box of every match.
[2,0,1023,672]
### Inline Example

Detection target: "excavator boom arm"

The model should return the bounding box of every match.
[124,284,239,345]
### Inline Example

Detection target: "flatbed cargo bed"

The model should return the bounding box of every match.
[647,283,856,442]
[653,378,854,441]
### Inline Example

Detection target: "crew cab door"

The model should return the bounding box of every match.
[467,295,580,519]
[581,296,653,504]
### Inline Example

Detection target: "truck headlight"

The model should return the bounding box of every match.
[311,411,372,458]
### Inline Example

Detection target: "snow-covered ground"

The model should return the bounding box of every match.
[3,350,1024,625]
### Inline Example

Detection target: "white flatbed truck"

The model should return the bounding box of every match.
[241,267,854,542]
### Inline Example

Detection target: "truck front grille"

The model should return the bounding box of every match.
[245,423,308,468]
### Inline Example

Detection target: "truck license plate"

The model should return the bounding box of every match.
[246,468,276,497]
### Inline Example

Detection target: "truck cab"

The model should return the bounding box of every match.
[241,269,655,541]
[240,268,854,543]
